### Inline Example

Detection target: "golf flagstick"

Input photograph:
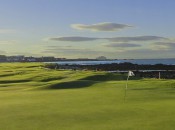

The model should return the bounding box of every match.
[124,71,134,101]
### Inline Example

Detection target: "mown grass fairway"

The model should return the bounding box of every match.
[0,63,175,130]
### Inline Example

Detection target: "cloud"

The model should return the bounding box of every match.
[46,45,73,48]
[49,36,168,42]
[42,44,175,59]
[43,46,101,54]
[9,51,42,57]
[43,48,90,54]
[0,29,15,33]
[105,43,141,48]
[119,48,175,59]
[0,40,17,45]
[151,42,175,50]
[0,50,6,54]
[42,48,105,58]
[71,22,133,32]
[107,36,168,42]
[42,46,123,58]
[153,42,175,47]
[49,36,99,42]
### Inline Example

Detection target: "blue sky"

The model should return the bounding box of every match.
[0,0,175,59]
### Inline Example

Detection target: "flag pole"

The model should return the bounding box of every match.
[124,71,134,102]
[126,75,129,90]
[124,74,129,101]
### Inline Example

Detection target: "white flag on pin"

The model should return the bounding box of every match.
[128,71,135,76]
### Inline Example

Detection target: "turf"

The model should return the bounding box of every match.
[0,63,175,130]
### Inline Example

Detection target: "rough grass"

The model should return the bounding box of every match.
[0,63,175,130]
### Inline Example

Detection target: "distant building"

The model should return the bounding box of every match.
[78,58,89,61]
[0,55,65,62]
[7,55,24,62]
[96,56,107,60]
[41,56,56,62]
[0,55,7,62]
[24,57,37,62]
[55,58,66,61]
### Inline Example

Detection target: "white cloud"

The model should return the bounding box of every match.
[151,42,175,50]
[0,29,16,33]
[0,40,17,45]
[0,50,6,54]
[49,36,100,42]
[47,45,73,48]
[71,22,133,32]
[118,48,175,59]
[42,48,103,57]
[49,36,167,42]
[42,46,123,58]
[107,36,168,42]
[105,43,141,48]
[42,43,175,59]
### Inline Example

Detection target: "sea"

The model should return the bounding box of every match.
[48,59,175,65]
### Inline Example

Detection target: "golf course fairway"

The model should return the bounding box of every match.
[0,63,174,130]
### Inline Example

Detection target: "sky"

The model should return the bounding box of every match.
[0,0,175,59]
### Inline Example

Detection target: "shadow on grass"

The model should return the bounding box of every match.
[38,77,66,82]
[0,79,31,84]
[0,73,15,77]
[0,71,26,78]
[47,80,95,89]
[45,73,142,90]
[81,73,142,81]
[130,87,159,91]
